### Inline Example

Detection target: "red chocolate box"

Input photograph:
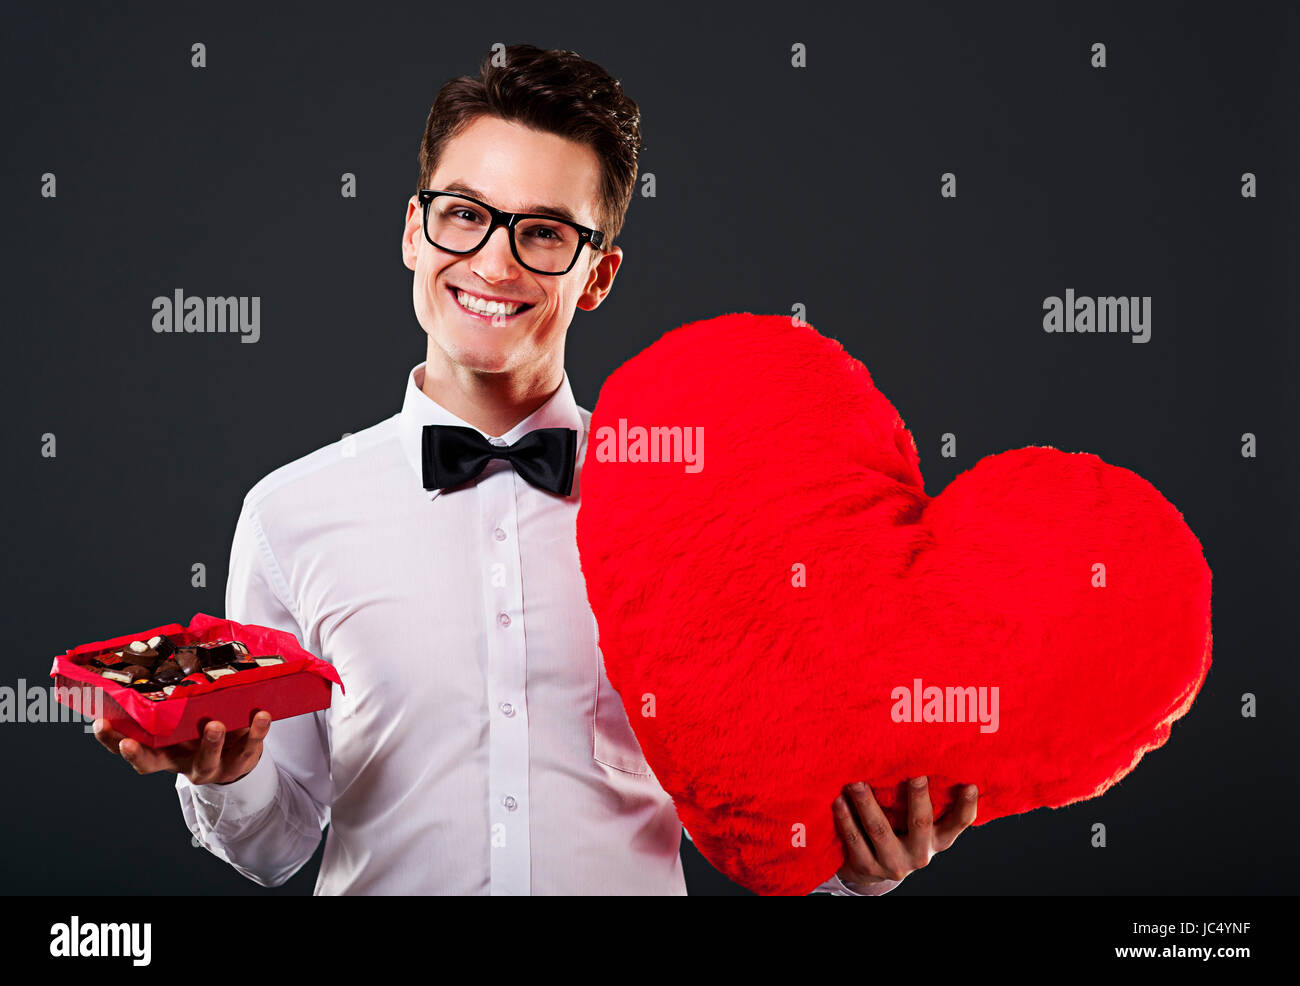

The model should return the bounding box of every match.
[50,612,343,747]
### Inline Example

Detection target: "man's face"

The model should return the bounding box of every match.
[402,114,623,379]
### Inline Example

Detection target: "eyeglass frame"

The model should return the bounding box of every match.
[417,189,606,276]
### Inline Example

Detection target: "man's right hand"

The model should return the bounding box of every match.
[93,713,272,785]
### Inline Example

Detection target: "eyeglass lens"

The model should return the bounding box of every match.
[427,195,581,274]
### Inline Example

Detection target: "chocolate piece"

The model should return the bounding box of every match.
[94,650,131,670]
[121,664,151,681]
[132,680,163,693]
[161,684,176,697]
[204,666,236,681]
[200,641,238,667]
[146,634,176,660]
[174,647,202,675]
[100,669,132,684]
[125,640,160,663]
[230,661,259,672]
[253,655,284,667]
[142,691,166,701]
[153,660,184,684]
[178,679,198,688]
[181,673,208,686]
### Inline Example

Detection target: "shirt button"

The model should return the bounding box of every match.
[500,701,515,717]
[494,527,506,541]
[498,612,511,627]
[503,795,518,811]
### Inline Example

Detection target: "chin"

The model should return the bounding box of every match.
[437,334,517,374]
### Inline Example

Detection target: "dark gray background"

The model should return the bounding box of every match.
[2,1,1295,895]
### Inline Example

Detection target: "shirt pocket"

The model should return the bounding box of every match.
[592,647,652,775]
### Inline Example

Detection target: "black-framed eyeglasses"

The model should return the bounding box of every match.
[418,189,605,276]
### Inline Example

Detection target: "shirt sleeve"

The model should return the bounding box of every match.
[814,873,902,896]
[682,827,900,896]
[175,496,333,888]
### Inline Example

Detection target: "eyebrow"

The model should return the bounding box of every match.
[442,180,582,225]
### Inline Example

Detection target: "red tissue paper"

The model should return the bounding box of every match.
[575,312,1213,895]
[50,612,342,747]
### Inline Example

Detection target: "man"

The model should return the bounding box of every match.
[94,44,978,894]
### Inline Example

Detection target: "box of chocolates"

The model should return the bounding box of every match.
[49,612,343,747]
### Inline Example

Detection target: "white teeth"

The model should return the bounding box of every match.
[456,290,524,316]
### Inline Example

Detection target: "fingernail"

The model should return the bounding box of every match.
[849,781,866,793]
[911,776,928,788]
[205,724,223,741]
[967,785,979,799]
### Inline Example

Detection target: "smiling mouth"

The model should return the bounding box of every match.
[447,286,535,320]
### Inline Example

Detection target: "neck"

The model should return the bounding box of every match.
[421,344,563,437]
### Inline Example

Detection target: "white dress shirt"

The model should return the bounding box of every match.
[176,360,886,895]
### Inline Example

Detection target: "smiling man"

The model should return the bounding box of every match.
[93,43,976,894]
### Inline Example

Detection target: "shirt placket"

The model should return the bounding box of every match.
[480,443,531,895]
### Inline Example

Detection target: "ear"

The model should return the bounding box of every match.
[401,196,423,272]
[576,245,624,312]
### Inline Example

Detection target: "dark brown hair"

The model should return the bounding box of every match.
[417,44,643,251]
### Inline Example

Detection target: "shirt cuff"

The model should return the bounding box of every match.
[186,751,280,832]
[825,873,902,896]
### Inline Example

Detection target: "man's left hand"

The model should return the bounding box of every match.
[833,776,978,891]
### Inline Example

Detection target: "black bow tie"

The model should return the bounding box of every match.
[422,424,577,496]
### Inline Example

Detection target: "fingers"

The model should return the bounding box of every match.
[188,713,272,785]
[903,776,935,870]
[221,712,272,782]
[95,719,188,775]
[118,738,175,774]
[187,722,230,783]
[844,782,912,882]
[92,719,126,755]
[933,784,979,852]
[833,793,885,878]
[93,714,273,783]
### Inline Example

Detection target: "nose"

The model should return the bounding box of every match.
[470,225,521,281]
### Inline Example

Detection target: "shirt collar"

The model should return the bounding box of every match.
[398,360,584,499]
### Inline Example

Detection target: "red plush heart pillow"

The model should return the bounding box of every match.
[575,312,1212,896]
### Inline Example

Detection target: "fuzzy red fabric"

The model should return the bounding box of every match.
[575,312,1213,896]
